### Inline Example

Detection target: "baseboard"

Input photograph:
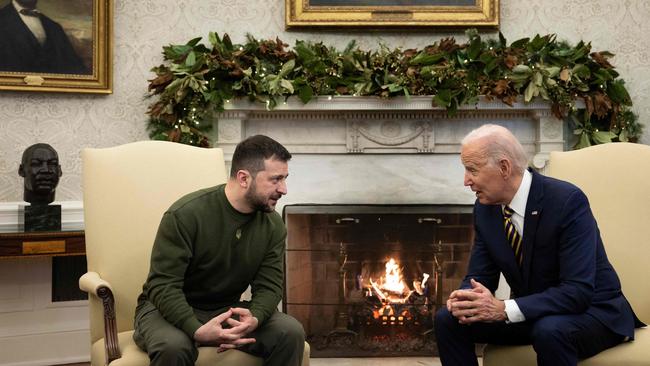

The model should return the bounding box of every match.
[0,328,90,366]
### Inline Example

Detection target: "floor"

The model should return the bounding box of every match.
[310,357,443,365]
[59,357,484,366]
[58,360,439,366]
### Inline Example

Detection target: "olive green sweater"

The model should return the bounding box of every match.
[138,184,286,338]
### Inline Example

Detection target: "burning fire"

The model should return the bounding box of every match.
[366,257,429,322]
[382,258,406,294]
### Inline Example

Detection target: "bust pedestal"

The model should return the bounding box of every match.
[21,205,62,232]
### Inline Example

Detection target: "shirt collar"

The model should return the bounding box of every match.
[505,169,532,217]
[13,0,32,13]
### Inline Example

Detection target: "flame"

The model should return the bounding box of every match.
[382,258,406,294]
[366,257,423,322]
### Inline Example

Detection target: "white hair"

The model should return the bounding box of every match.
[461,124,529,174]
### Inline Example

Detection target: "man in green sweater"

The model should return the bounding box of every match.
[133,135,305,365]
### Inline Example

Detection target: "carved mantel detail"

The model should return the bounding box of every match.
[215,96,567,170]
[347,119,433,153]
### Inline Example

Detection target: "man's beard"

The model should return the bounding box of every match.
[245,182,280,213]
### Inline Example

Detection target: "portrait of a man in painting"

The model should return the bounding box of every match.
[0,0,93,75]
[286,0,497,28]
[309,0,476,5]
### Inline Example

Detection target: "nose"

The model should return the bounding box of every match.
[37,161,51,173]
[277,180,287,195]
[463,172,472,187]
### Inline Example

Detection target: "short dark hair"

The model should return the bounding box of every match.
[229,135,292,178]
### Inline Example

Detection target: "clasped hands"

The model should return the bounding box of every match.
[447,278,507,324]
[193,307,259,352]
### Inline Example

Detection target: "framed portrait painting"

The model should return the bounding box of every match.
[0,0,112,93]
[286,0,499,28]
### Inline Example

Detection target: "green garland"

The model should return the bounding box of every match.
[146,29,641,148]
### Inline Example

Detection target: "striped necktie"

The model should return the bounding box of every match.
[502,205,523,266]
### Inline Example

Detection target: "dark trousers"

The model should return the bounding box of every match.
[133,301,305,366]
[434,308,623,366]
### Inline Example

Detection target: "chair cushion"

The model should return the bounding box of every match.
[483,327,649,366]
[91,331,262,366]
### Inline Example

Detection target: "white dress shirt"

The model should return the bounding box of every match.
[503,169,532,323]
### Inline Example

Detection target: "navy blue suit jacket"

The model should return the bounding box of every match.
[461,169,642,338]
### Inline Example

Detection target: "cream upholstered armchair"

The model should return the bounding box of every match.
[79,141,310,366]
[483,142,649,365]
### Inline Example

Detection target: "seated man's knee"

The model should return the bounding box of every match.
[434,307,455,332]
[150,331,197,363]
[282,315,306,344]
[531,316,570,351]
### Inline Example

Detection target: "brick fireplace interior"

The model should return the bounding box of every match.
[284,204,474,357]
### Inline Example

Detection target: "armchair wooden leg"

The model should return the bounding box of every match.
[97,286,122,364]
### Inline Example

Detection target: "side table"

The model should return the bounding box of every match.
[0,225,85,258]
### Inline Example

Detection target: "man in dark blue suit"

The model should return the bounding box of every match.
[0,0,88,74]
[434,124,643,366]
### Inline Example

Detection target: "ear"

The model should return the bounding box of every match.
[498,158,512,179]
[18,164,25,177]
[235,170,250,188]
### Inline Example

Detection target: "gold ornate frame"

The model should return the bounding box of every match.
[0,0,112,94]
[286,0,499,28]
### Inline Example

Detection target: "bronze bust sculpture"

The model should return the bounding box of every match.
[18,143,62,205]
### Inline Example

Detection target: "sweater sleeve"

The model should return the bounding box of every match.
[144,211,203,338]
[249,224,286,325]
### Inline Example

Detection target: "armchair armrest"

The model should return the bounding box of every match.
[79,271,113,294]
[79,272,122,364]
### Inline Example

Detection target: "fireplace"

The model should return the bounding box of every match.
[284,205,473,357]
[213,95,566,357]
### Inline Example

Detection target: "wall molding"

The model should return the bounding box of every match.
[0,329,89,366]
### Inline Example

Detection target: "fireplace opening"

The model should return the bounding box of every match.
[283,205,474,357]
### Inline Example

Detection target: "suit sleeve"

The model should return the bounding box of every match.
[515,190,597,319]
[460,206,502,293]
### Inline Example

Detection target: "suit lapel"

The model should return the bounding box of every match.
[8,5,43,51]
[520,169,544,289]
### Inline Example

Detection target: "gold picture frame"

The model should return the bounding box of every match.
[286,0,499,28]
[0,0,112,94]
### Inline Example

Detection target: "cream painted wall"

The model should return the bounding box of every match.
[0,0,648,202]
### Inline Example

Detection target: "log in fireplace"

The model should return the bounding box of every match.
[284,205,474,357]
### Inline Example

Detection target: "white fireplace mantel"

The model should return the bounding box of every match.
[213,96,569,208]
[217,96,563,302]
[216,96,566,170]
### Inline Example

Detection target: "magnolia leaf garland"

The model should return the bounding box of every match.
[146,29,641,148]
